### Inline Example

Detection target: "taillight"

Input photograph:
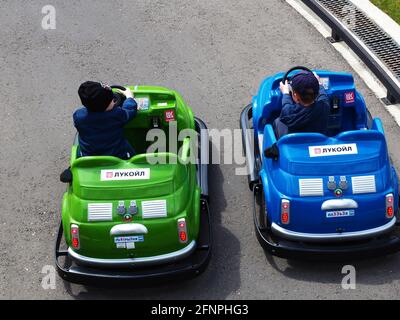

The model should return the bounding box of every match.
[179,232,187,242]
[281,200,290,225]
[71,224,80,249]
[177,218,188,244]
[386,194,394,219]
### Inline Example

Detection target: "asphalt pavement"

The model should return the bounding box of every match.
[1,0,400,299]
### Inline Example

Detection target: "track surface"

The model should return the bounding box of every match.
[1,0,400,299]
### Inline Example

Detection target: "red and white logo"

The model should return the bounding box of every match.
[165,110,176,122]
[315,148,322,155]
[106,172,113,179]
[344,91,355,104]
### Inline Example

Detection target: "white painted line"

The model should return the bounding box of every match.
[286,0,400,126]
[349,0,400,46]
[386,104,400,128]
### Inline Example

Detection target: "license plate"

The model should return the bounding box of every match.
[114,235,144,244]
[326,210,355,218]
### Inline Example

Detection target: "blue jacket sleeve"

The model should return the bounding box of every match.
[73,109,83,129]
[280,94,296,117]
[73,111,78,128]
[316,85,329,103]
[279,94,308,130]
[120,98,138,123]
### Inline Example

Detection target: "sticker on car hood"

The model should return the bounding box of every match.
[309,143,358,157]
[101,169,150,181]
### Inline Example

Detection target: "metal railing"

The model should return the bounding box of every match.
[301,0,400,104]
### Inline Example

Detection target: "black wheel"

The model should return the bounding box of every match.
[282,66,314,83]
[110,85,128,107]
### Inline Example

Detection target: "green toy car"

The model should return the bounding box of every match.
[56,85,211,285]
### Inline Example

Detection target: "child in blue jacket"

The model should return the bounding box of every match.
[74,81,138,159]
[274,71,330,139]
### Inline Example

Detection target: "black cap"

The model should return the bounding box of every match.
[290,71,320,96]
[78,81,114,112]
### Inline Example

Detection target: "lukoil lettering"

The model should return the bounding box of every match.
[322,146,352,153]
[309,143,358,157]
[101,169,150,181]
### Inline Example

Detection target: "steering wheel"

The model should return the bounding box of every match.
[282,66,313,84]
[110,85,127,108]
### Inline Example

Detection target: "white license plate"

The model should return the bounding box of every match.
[326,210,355,218]
[114,235,144,244]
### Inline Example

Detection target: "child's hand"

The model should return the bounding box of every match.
[120,88,134,99]
[280,80,290,95]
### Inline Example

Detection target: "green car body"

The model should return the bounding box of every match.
[56,86,211,284]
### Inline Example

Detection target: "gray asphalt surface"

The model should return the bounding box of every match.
[2,0,400,300]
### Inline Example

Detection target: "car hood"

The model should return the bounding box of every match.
[276,130,388,176]
[71,154,188,200]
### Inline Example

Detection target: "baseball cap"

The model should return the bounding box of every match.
[78,81,114,112]
[290,71,320,97]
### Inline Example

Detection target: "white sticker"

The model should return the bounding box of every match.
[114,236,144,243]
[126,242,136,250]
[320,77,330,90]
[309,143,358,157]
[326,210,355,218]
[101,169,150,181]
[136,97,150,110]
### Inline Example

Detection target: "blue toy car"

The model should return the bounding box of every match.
[241,66,400,259]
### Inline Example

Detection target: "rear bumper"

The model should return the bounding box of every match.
[271,218,397,243]
[257,226,400,261]
[67,241,197,268]
[55,199,212,286]
[253,186,400,260]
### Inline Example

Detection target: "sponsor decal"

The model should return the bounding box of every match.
[344,91,355,104]
[309,143,358,157]
[114,235,144,243]
[165,110,176,122]
[106,172,113,179]
[101,168,150,181]
[126,242,135,250]
[326,210,355,218]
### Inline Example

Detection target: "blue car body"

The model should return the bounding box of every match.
[241,70,400,259]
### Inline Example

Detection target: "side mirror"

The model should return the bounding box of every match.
[264,143,279,160]
[60,168,73,183]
